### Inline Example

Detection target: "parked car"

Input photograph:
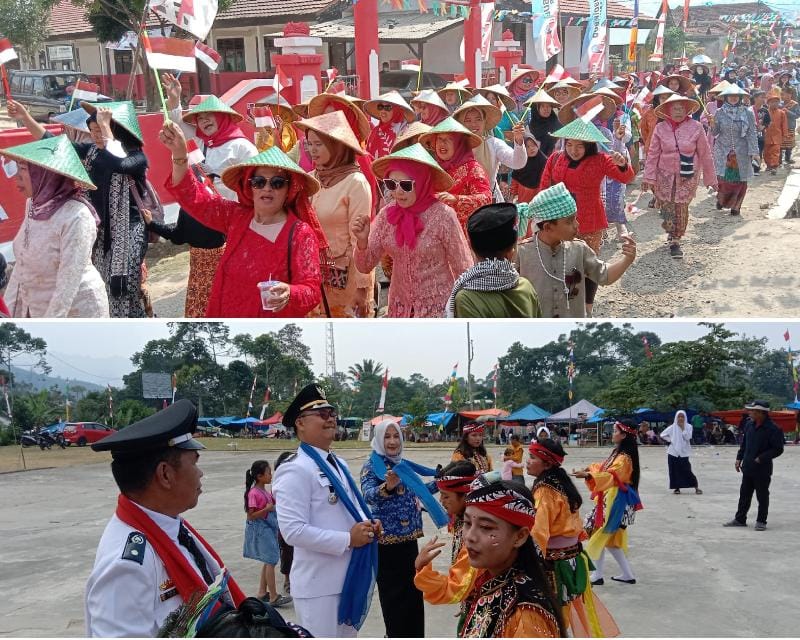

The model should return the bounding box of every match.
[7,70,109,123]
[379,70,447,100]
[62,422,115,446]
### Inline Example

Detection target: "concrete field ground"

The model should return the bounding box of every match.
[1,444,798,637]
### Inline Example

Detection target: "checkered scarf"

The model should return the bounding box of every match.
[445,259,520,318]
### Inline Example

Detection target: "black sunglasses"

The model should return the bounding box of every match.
[249,175,289,190]
[300,408,338,420]
[376,103,394,112]
[564,268,583,299]
[382,178,415,192]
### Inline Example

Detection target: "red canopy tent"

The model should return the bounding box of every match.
[712,410,797,434]
[253,412,283,428]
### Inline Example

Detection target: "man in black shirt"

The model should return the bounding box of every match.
[723,400,785,531]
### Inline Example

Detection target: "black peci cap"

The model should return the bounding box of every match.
[92,399,205,455]
[467,202,519,254]
[283,384,336,430]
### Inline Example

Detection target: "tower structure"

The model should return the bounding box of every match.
[325,323,337,378]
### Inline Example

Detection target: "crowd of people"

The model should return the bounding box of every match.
[2,56,796,319]
[82,386,788,638]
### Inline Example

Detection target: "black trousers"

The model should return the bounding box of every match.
[735,473,771,524]
[377,539,424,637]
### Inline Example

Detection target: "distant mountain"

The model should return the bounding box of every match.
[9,366,104,393]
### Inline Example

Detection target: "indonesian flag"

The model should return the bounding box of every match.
[247,374,257,411]
[632,86,649,108]
[376,369,389,414]
[492,363,498,401]
[71,80,100,102]
[108,384,114,421]
[649,0,666,62]
[272,66,290,96]
[149,0,218,40]
[186,139,204,165]
[194,41,220,70]
[0,37,18,65]
[573,95,604,122]
[252,105,275,129]
[543,64,567,85]
[401,59,420,71]
[142,34,197,72]
[325,67,339,82]
[259,386,271,421]
[785,330,791,342]
[171,373,177,403]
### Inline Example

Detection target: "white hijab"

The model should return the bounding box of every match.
[536,425,551,439]
[661,410,692,457]
[371,419,404,464]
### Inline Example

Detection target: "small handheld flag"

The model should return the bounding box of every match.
[252,105,275,129]
[194,41,221,71]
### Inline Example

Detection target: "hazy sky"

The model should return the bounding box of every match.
[641,0,794,18]
[6,320,799,387]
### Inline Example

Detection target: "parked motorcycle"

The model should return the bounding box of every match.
[19,430,66,449]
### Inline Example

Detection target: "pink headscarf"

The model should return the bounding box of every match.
[194,113,247,148]
[384,159,437,250]
[433,133,474,173]
[28,164,100,224]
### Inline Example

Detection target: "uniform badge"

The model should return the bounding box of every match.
[316,385,326,399]
[328,492,338,505]
[121,531,147,565]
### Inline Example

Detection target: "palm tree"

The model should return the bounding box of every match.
[347,359,384,385]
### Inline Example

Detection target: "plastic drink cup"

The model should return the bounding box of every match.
[258,280,281,311]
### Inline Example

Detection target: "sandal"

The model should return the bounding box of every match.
[673,489,681,494]
[695,488,703,495]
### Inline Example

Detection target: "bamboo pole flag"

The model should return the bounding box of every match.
[171,373,177,403]
[649,0,666,62]
[0,37,18,99]
[492,363,498,404]
[628,0,639,63]
[246,374,257,417]
[566,342,576,401]
[259,386,271,421]
[377,369,389,414]
[108,384,114,424]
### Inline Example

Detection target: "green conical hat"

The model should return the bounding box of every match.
[419,116,483,150]
[221,145,320,196]
[81,101,143,143]
[0,135,96,190]
[183,95,243,125]
[550,118,609,145]
[371,143,454,192]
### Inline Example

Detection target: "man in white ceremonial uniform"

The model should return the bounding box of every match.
[85,400,245,637]
[274,384,381,638]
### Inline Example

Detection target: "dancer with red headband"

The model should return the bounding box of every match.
[451,423,493,473]
[430,476,564,637]
[572,420,643,587]
[413,461,479,608]
[527,439,620,637]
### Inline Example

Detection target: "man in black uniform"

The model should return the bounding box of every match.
[723,400,785,531]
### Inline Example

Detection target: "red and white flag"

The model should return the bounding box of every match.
[252,105,275,129]
[149,0,218,40]
[186,139,204,166]
[143,34,197,72]
[272,66,290,96]
[171,373,177,403]
[573,95,604,122]
[649,0,667,62]
[194,41,220,70]
[376,369,389,414]
[71,80,100,102]
[401,59,420,71]
[543,64,567,86]
[258,386,271,421]
[492,363,498,402]
[632,86,650,108]
[0,37,18,65]
[325,67,339,83]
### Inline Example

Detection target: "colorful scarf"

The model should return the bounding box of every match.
[434,133,475,173]
[445,258,520,318]
[366,109,406,159]
[115,494,246,607]
[465,475,535,529]
[299,443,377,630]
[384,159,436,250]
[194,113,247,148]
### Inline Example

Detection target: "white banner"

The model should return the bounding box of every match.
[580,0,608,75]
[481,2,495,62]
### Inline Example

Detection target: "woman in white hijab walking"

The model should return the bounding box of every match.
[659,410,703,494]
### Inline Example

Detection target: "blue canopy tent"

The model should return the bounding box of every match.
[586,408,607,424]
[785,401,800,410]
[499,404,550,423]
[426,412,456,432]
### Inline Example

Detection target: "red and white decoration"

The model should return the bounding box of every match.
[194,41,221,70]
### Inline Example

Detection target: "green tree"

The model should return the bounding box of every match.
[347,359,384,385]
[115,399,155,427]
[12,390,57,430]
[0,0,59,62]
[168,322,231,365]
[75,390,110,423]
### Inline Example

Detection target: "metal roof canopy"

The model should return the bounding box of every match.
[311,12,464,44]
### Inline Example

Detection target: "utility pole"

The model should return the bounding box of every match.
[466,323,475,409]
[325,323,337,378]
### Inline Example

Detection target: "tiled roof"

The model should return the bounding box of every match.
[560,0,655,20]
[669,2,767,36]
[312,12,464,43]
[47,0,342,38]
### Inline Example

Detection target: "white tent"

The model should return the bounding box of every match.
[546,399,603,423]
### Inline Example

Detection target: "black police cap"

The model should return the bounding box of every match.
[283,384,336,430]
[92,399,205,454]
[467,202,519,254]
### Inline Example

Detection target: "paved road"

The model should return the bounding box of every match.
[1,444,798,636]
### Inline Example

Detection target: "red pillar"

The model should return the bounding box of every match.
[354,0,379,99]
[464,0,482,87]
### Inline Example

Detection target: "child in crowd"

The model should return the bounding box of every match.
[751,90,770,174]
[764,88,788,174]
[501,446,525,481]
[781,87,799,168]
[243,460,292,608]
[447,203,540,318]
[517,183,636,318]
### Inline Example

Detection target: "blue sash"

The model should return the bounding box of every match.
[369,451,450,529]
[300,443,377,630]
